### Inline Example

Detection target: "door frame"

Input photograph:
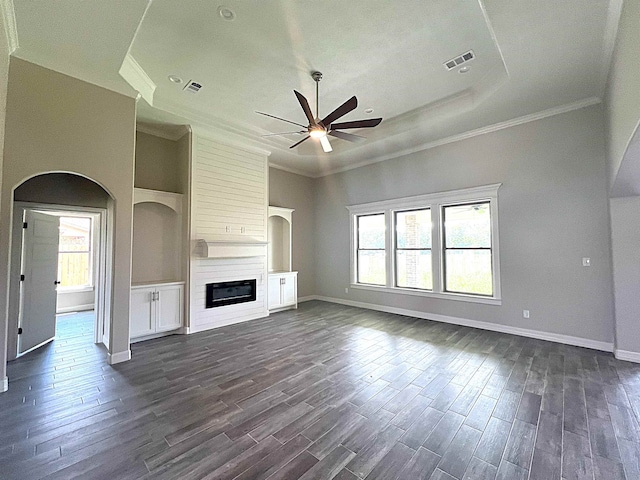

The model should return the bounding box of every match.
[7,202,111,360]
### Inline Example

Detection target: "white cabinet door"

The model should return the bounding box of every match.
[156,284,183,332]
[130,287,154,338]
[268,275,283,310]
[282,274,297,307]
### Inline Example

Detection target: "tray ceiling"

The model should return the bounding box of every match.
[10,0,619,176]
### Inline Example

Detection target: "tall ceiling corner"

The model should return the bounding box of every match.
[0,0,19,53]
[119,53,156,105]
[598,0,625,97]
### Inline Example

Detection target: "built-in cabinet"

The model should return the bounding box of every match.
[268,206,297,312]
[130,282,184,340]
[268,272,297,311]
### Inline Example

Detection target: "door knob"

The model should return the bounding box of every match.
[54,281,61,285]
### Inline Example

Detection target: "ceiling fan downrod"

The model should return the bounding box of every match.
[312,71,322,120]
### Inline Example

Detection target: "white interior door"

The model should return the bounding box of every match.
[19,210,60,354]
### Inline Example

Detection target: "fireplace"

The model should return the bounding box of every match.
[206,279,257,308]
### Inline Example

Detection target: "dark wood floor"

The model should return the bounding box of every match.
[2,302,640,479]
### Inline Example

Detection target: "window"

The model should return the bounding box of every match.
[443,202,492,296]
[356,213,386,285]
[57,216,93,289]
[395,209,432,290]
[348,184,501,305]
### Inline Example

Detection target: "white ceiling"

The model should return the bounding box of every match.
[10,0,618,177]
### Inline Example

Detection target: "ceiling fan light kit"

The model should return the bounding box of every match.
[258,71,382,153]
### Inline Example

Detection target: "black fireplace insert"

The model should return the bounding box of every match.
[206,279,257,308]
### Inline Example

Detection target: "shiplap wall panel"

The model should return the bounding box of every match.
[189,135,269,331]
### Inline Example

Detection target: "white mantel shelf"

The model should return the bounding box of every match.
[198,240,268,259]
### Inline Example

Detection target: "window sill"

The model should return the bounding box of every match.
[57,286,94,294]
[349,283,502,306]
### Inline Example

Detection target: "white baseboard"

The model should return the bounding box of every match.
[1,376,7,393]
[107,349,131,365]
[313,295,614,353]
[298,295,318,303]
[614,349,640,363]
[56,304,94,314]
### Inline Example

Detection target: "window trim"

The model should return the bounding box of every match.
[347,184,502,305]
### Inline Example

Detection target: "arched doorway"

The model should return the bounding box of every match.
[6,173,114,361]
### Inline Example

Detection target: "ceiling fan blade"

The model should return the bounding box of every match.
[294,90,315,125]
[330,118,383,130]
[261,131,306,137]
[319,136,333,153]
[329,130,366,142]
[289,135,310,149]
[320,96,358,127]
[256,111,307,128]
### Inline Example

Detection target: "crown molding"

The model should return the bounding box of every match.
[0,0,18,53]
[157,98,273,157]
[119,54,156,105]
[268,161,313,178]
[314,96,602,178]
[190,124,272,158]
[136,123,189,141]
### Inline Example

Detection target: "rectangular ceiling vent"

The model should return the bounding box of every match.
[183,80,203,94]
[444,50,475,71]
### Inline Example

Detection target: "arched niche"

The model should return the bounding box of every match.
[268,207,294,273]
[131,189,183,284]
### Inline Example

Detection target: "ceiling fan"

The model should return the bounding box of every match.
[257,71,382,153]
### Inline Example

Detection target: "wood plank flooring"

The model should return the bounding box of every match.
[2,301,640,479]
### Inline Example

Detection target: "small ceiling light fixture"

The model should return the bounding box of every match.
[168,75,183,84]
[309,126,327,139]
[364,108,374,114]
[459,66,471,74]
[218,6,235,21]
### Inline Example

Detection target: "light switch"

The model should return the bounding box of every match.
[582,257,591,267]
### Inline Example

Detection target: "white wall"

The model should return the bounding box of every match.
[610,196,640,358]
[313,105,615,347]
[269,167,316,298]
[0,59,136,379]
[57,290,94,313]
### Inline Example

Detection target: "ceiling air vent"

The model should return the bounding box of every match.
[183,80,202,94]
[444,50,475,71]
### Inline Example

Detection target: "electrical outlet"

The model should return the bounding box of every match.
[523,310,530,319]
[582,257,591,267]
[225,226,231,233]
[241,226,246,234]
[345,287,349,294]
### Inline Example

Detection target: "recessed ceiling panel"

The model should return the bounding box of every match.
[130,0,506,154]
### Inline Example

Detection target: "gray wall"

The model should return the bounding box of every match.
[610,196,640,354]
[605,0,640,193]
[269,167,316,298]
[0,58,136,377]
[313,105,615,344]
[135,131,181,193]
